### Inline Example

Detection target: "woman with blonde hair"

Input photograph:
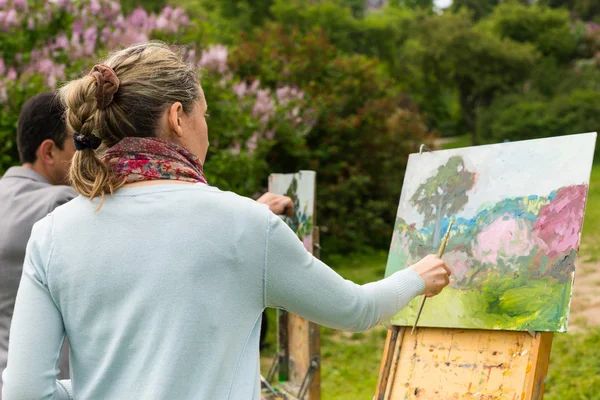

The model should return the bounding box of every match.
[2,42,450,399]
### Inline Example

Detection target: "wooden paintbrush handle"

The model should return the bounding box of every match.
[411,218,455,335]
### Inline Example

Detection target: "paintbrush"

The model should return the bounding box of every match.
[411,218,454,336]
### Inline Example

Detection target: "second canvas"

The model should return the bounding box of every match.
[385,133,596,332]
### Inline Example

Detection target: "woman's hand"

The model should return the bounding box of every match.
[409,255,451,297]
[256,193,294,217]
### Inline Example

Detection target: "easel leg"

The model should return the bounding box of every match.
[524,332,554,400]
[375,326,404,399]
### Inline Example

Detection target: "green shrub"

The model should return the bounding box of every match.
[0,1,314,201]
[271,1,416,80]
[230,24,433,252]
[478,89,600,160]
[487,3,579,64]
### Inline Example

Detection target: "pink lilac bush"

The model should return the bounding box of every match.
[0,0,189,88]
[0,0,315,181]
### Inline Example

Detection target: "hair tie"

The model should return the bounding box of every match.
[73,132,102,150]
[89,64,120,109]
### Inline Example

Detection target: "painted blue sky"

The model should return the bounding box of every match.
[397,133,597,228]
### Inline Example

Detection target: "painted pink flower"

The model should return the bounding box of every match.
[442,250,470,285]
[472,214,535,266]
[533,185,588,257]
[0,58,5,76]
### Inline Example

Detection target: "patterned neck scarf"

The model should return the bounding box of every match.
[102,137,208,184]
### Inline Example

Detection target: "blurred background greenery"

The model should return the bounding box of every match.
[1,0,599,398]
[3,0,600,254]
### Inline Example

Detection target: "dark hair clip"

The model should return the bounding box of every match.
[73,132,102,150]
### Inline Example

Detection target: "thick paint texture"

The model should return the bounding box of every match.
[269,171,315,250]
[385,134,596,332]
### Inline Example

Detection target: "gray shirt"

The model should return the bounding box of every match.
[0,167,75,395]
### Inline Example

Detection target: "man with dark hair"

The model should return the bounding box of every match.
[0,92,76,396]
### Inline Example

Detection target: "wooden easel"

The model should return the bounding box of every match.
[375,326,553,399]
[264,171,321,400]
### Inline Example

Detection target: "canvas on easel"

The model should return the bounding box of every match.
[268,170,320,400]
[377,133,597,399]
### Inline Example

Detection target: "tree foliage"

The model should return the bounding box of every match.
[487,3,579,63]
[540,0,600,21]
[479,88,600,159]
[3,0,600,254]
[410,156,476,247]
[451,0,502,20]
[230,24,433,251]
[400,11,539,143]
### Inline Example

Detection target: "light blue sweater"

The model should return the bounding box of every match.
[2,183,424,400]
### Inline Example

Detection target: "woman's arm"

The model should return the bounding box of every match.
[264,214,447,332]
[2,218,73,400]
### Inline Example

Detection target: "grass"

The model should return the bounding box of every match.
[260,252,387,399]
[260,136,600,399]
[545,328,600,399]
[261,253,600,399]
[319,252,389,399]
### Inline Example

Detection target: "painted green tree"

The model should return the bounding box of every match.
[410,156,476,247]
[284,176,313,240]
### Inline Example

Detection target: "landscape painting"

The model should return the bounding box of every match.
[385,133,597,332]
[269,170,316,252]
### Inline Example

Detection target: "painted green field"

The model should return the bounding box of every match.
[390,280,571,332]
